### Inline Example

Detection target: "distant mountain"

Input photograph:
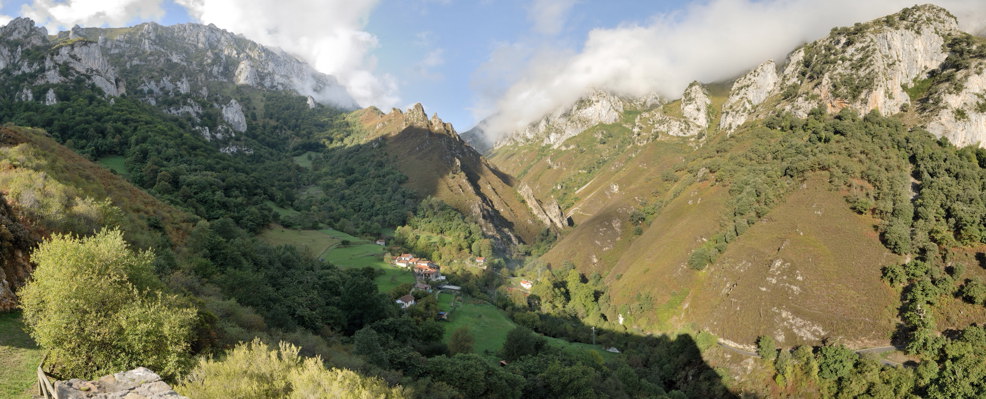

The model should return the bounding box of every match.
[478,4,985,149]
[0,18,356,143]
[350,104,559,247]
[484,4,986,348]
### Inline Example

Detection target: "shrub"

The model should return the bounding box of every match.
[177,339,408,399]
[19,230,196,379]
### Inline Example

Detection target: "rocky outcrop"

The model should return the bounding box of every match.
[778,4,956,119]
[720,60,779,132]
[0,192,36,311]
[500,90,661,148]
[925,59,986,147]
[0,18,356,144]
[681,81,711,129]
[55,367,187,399]
[221,99,247,133]
[519,183,568,230]
[633,82,710,142]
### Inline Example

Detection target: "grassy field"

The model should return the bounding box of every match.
[96,155,129,178]
[292,152,317,169]
[441,298,616,360]
[0,312,42,399]
[437,291,456,311]
[265,201,301,220]
[260,226,414,294]
[259,226,339,258]
[443,300,518,356]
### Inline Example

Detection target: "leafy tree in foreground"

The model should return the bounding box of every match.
[18,229,196,379]
[177,339,408,399]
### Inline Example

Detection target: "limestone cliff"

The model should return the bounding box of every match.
[497,90,661,149]
[721,60,778,132]
[777,4,956,119]
[0,18,356,143]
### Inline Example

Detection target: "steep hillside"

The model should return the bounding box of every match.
[0,125,194,309]
[481,4,986,349]
[351,105,553,246]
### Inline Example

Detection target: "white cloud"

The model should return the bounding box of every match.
[480,0,986,142]
[176,0,398,109]
[19,0,165,31]
[414,48,446,80]
[528,0,577,36]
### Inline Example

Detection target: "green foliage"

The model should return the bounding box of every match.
[959,278,986,305]
[395,197,489,263]
[424,354,524,399]
[177,339,408,399]
[687,245,714,271]
[756,335,778,361]
[448,326,475,355]
[18,230,196,379]
[501,327,547,361]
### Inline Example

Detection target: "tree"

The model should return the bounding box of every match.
[757,335,778,361]
[19,230,196,379]
[501,327,547,361]
[448,326,475,355]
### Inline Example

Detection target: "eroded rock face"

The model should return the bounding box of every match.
[0,18,356,144]
[779,4,956,118]
[633,82,710,142]
[221,99,247,133]
[55,367,188,399]
[681,81,711,129]
[499,90,660,148]
[519,183,567,230]
[720,60,779,132]
[925,60,986,147]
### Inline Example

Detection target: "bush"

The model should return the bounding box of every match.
[19,230,196,379]
[177,339,408,399]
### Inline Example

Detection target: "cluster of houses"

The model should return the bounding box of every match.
[393,253,446,282]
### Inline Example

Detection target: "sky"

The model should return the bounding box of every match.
[1,0,985,139]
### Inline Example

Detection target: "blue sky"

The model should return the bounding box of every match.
[2,0,985,136]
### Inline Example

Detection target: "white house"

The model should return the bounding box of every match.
[396,294,415,309]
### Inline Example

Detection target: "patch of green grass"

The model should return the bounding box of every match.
[264,201,301,219]
[0,311,42,399]
[260,227,413,293]
[654,289,690,331]
[258,227,338,258]
[543,336,617,361]
[443,301,517,356]
[292,152,317,169]
[442,299,616,360]
[320,231,414,293]
[904,77,933,102]
[96,155,129,178]
[437,292,455,311]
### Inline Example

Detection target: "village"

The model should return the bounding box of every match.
[390,252,462,312]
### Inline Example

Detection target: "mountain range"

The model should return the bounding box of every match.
[1,3,985,398]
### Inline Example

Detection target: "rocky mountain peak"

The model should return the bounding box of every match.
[499,89,659,149]
[0,17,47,45]
[681,81,711,129]
[778,4,958,118]
[720,60,778,132]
